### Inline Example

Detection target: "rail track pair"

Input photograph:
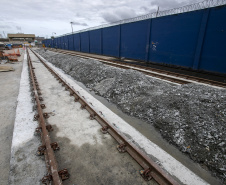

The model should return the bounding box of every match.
[28,48,181,185]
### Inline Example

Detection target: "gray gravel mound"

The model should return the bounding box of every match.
[36,49,226,183]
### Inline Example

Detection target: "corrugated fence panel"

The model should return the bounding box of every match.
[121,20,150,61]
[90,29,102,55]
[80,32,89,53]
[149,10,203,68]
[102,25,120,57]
[74,33,80,51]
[199,5,226,74]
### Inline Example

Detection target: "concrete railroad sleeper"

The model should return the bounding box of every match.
[49,48,226,88]
[27,48,70,185]
[31,48,180,185]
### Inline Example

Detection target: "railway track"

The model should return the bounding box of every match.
[29,48,181,185]
[48,48,226,88]
[27,49,69,184]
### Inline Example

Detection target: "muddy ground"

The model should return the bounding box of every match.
[36,49,226,183]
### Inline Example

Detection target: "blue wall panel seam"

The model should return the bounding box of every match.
[192,9,210,70]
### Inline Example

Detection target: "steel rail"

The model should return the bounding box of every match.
[30,48,180,185]
[27,48,66,185]
[48,49,189,85]
[49,48,226,88]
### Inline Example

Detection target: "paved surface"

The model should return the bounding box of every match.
[0,54,23,185]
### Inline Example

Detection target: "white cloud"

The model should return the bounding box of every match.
[0,0,200,38]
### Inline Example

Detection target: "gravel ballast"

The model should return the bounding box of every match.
[36,49,226,183]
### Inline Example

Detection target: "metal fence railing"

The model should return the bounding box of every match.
[56,0,226,38]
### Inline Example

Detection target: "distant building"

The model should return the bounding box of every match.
[8,33,35,42]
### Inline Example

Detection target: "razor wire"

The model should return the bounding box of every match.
[56,0,226,38]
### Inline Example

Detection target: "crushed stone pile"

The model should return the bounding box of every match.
[36,49,226,183]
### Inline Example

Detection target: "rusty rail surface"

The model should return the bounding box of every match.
[30,48,180,185]
[26,48,69,184]
[49,48,226,88]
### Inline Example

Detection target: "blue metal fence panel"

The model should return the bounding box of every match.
[58,37,62,49]
[121,20,150,61]
[102,25,120,57]
[62,36,65,49]
[43,5,226,74]
[199,5,226,74]
[90,29,102,55]
[89,29,102,54]
[61,36,64,49]
[55,37,59,48]
[60,37,64,49]
[63,36,69,50]
[73,33,80,51]
[68,34,74,50]
[48,39,51,47]
[53,38,55,48]
[80,32,89,53]
[51,39,55,48]
[149,10,203,68]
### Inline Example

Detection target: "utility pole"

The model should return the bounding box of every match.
[70,22,74,34]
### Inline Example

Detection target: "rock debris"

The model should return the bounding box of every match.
[36,49,226,183]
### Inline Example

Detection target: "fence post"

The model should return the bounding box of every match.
[193,8,210,70]
[146,19,152,63]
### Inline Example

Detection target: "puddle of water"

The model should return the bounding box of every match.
[72,80,220,185]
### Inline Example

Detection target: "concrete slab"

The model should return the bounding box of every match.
[8,50,46,184]
[0,53,23,185]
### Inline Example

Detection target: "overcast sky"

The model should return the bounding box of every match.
[0,0,200,38]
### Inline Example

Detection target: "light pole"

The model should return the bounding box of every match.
[70,22,74,34]
[52,32,56,37]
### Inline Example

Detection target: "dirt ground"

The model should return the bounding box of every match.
[0,58,23,184]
